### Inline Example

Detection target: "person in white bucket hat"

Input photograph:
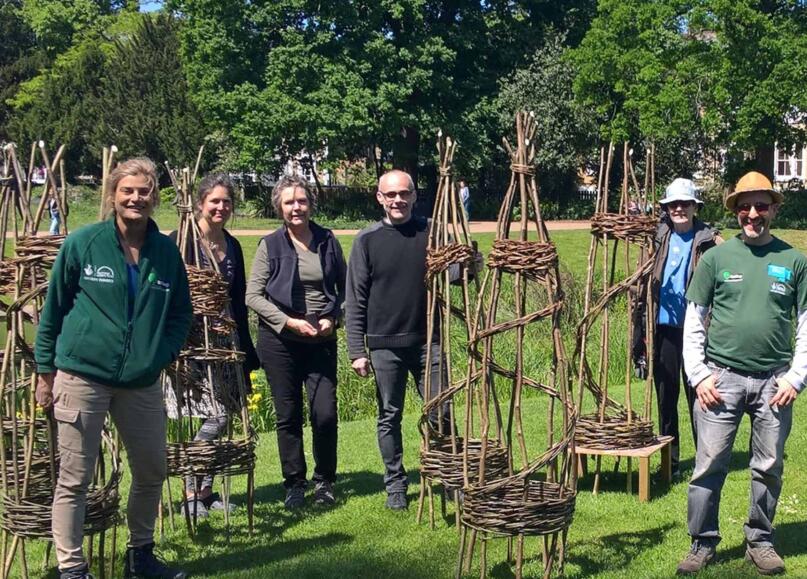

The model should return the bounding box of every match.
[645,178,720,479]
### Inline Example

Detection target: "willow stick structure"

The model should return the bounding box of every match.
[458,112,576,579]
[0,144,121,579]
[573,142,659,494]
[163,153,256,537]
[417,133,507,531]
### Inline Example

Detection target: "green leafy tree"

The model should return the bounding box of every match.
[93,14,208,172]
[0,1,46,140]
[170,0,596,187]
[496,31,597,199]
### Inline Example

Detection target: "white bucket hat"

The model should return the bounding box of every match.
[659,178,703,206]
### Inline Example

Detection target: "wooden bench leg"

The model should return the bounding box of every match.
[639,457,650,502]
[661,442,672,484]
[576,452,588,478]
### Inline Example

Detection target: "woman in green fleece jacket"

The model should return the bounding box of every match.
[34,158,192,579]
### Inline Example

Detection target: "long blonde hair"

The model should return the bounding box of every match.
[103,157,159,217]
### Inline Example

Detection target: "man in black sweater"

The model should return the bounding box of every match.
[345,169,447,510]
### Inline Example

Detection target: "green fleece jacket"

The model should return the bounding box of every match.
[34,218,193,388]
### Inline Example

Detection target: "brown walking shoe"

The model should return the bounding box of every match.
[676,542,716,575]
[745,545,785,575]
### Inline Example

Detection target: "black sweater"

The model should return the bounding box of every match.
[345,216,431,358]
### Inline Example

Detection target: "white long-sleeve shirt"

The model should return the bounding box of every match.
[683,301,807,392]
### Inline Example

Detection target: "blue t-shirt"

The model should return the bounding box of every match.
[657,229,694,327]
[126,263,139,320]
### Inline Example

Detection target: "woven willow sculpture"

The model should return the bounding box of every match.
[417,133,506,530]
[162,155,256,536]
[459,112,576,579]
[0,143,122,579]
[574,142,658,492]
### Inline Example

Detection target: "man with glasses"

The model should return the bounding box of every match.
[647,179,719,480]
[345,170,450,510]
[677,171,807,575]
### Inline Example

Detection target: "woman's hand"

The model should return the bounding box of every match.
[317,317,334,337]
[285,318,319,337]
[36,373,55,411]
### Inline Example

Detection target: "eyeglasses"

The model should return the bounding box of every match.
[667,200,695,210]
[736,202,771,216]
[379,189,414,201]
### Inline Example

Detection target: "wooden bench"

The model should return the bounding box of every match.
[574,435,674,502]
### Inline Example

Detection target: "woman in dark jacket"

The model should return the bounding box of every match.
[650,178,720,478]
[167,173,260,516]
[246,175,346,510]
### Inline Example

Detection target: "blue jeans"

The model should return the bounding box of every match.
[370,343,450,493]
[687,362,792,548]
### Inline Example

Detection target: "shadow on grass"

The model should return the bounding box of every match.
[678,449,752,477]
[564,523,675,578]
[247,470,384,506]
[181,532,353,577]
[716,519,807,564]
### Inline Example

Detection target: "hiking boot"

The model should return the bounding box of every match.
[385,491,408,511]
[676,541,716,575]
[313,481,335,506]
[745,545,785,575]
[284,484,306,510]
[124,543,188,579]
[60,564,95,579]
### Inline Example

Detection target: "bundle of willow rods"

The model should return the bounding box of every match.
[575,412,655,450]
[166,435,257,479]
[420,434,509,490]
[14,235,65,266]
[463,479,576,537]
[589,212,656,245]
[0,471,121,539]
[487,239,558,280]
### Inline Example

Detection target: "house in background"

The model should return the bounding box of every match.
[774,143,806,188]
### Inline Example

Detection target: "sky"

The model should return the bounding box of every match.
[140,1,163,12]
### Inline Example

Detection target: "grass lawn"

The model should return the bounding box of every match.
[10,228,807,577]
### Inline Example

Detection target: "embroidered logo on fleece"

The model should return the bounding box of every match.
[147,271,170,291]
[83,264,115,283]
[721,270,743,283]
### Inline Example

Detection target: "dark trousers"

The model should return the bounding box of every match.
[653,323,697,472]
[258,328,338,488]
[369,343,450,493]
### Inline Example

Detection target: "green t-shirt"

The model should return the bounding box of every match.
[686,235,807,373]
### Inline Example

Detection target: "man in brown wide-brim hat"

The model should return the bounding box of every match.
[676,171,807,575]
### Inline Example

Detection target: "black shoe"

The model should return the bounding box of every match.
[385,491,408,510]
[314,481,335,505]
[285,484,306,510]
[60,564,94,579]
[124,543,188,579]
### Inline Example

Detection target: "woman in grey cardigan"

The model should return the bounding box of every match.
[246,175,346,510]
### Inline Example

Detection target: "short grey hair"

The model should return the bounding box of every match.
[271,175,317,216]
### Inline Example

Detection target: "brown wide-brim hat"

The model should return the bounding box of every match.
[724,171,784,210]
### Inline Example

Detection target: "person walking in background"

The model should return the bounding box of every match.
[345,169,452,511]
[459,179,470,219]
[650,178,719,479]
[166,173,259,518]
[49,193,61,234]
[246,175,346,510]
[677,172,807,575]
[34,158,192,579]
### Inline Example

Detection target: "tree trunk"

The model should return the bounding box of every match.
[393,126,420,189]
[753,146,775,181]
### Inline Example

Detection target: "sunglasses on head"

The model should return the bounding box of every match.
[736,202,771,216]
